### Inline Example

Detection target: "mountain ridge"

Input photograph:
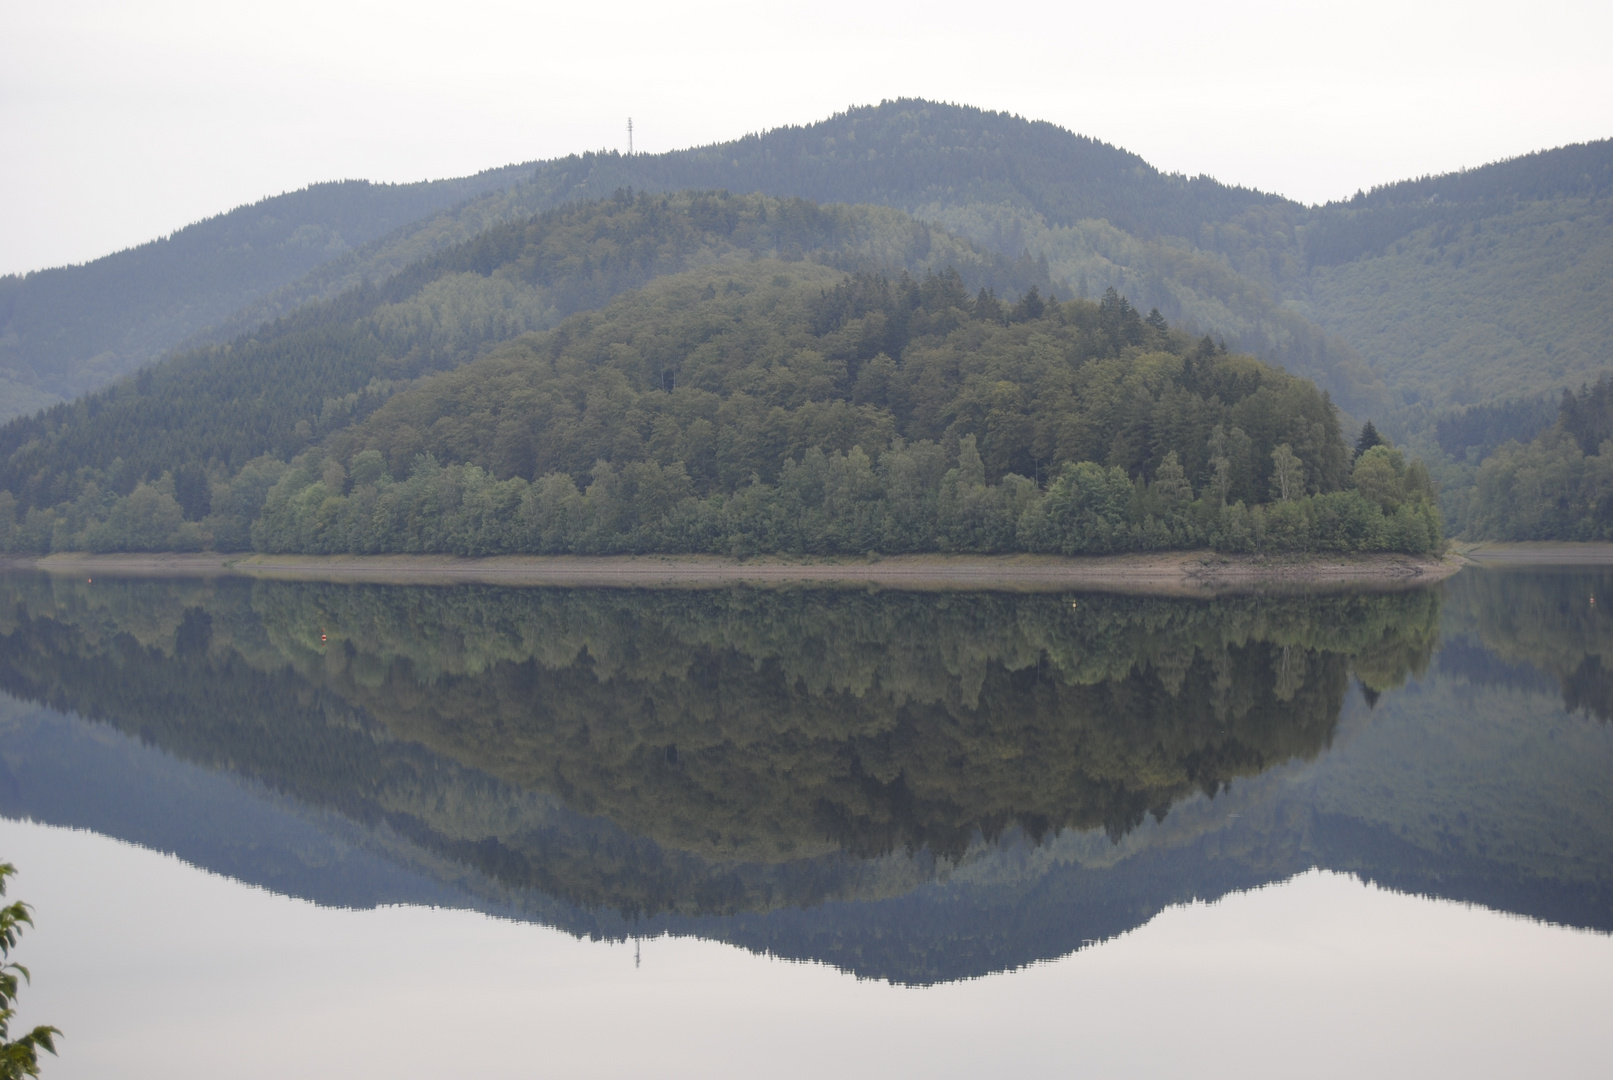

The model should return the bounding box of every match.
[5,100,1609,538]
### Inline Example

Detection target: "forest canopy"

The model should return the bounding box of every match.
[0,192,1442,557]
[0,189,1047,512]
[1468,377,1613,540]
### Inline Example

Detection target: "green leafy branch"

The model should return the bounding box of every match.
[0,864,59,1080]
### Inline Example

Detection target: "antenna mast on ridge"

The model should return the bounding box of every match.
[627,117,633,155]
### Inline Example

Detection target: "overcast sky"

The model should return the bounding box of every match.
[3,0,1609,277]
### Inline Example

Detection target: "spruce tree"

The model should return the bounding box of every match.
[1354,421,1387,460]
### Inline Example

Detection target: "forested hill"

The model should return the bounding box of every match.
[7,101,1604,545]
[192,116,1613,440]
[9,100,1610,446]
[0,192,1045,538]
[0,163,539,418]
[1306,138,1613,267]
[1303,153,1613,440]
[243,263,1441,560]
[337,116,1611,431]
[0,191,1442,558]
[0,100,1387,423]
[241,100,1390,419]
[494,103,1394,416]
[521,100,1287,242]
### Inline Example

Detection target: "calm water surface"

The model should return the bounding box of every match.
[1,569,1610,1077]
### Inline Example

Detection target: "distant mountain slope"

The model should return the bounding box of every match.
[7,99,1607,451]
[526,100,1287,240]
[184,103,1305,336]
[499,101,1387,415]
[0,100,1390,422]
[1306,198,1613,413]
[1287,142,1613,535]
[255,100,1385,417]
[1295,140,1613,421]
[0,164,539,417]
[1304,139,1613,266]
[242,112,1613,431]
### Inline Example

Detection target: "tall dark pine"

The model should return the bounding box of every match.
[1354,421,1386,460]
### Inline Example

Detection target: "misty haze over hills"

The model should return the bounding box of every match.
[5,101,1608,429]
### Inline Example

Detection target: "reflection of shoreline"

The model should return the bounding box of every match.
[2,550,1461,594]
[1463,542,1613,565]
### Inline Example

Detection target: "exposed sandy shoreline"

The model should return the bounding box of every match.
[0,550,1463,594]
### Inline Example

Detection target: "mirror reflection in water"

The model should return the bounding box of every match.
[11,571,1611,988]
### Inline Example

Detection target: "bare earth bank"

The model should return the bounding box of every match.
[0,551,1464,594]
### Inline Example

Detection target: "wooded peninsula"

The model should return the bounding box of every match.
[0,193,1442,564]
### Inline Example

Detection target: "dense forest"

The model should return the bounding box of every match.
[1464,377,1613,540]
[8,100,1609,538]
[1,190,1039,508]
[0,194,1442,556]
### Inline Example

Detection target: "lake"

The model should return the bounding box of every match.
[1,568,1610,1077]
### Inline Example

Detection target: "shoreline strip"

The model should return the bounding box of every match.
[0,551,1463,594]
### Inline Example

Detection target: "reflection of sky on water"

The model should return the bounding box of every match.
[7,819,1609,1080]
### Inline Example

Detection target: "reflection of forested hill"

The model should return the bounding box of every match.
[5,573,1609,983]
[0,577,1434,866]
[0,696,1317,983]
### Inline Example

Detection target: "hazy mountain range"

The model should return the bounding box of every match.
[4,100,1608,440]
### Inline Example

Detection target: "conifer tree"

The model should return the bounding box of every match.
[1354,421,1387,460]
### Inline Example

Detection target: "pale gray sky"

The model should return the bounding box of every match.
[3,0,1609,276]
